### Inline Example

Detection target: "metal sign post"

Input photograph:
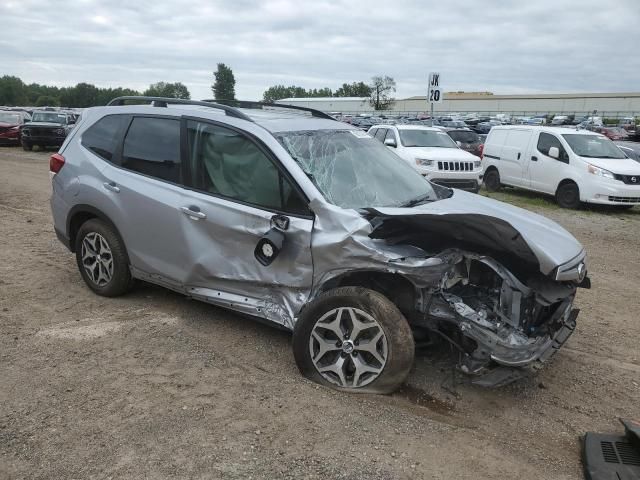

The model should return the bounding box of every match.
[428,72,443,122]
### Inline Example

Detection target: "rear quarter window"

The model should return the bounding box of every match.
[81,114,130,162]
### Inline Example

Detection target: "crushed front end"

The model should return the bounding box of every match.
[413,251,584,386]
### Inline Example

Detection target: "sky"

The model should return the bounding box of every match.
[1,0,640,100]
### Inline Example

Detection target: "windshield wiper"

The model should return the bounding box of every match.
[399,193,433,208]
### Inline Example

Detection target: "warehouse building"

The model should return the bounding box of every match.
[276,92,640,117]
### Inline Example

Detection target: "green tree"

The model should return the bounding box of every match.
[35,95,60,107]
[334,81,371,97]
[369,76,396,110]
[0,75,28,106]
[212,63,236,101]
[144,81,190,99]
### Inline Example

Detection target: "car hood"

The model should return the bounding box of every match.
[368,190,583,276]
[0,122,20,128]
[580,156,640,174]
[405,147,478,161]
[24,122,64,128]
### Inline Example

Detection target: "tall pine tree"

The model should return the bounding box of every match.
[212,64,236,101]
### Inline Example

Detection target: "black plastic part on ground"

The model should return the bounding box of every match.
[583,419,640,480]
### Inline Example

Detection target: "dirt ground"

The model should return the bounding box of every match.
[1,146,638,480]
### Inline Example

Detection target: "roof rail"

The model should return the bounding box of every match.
[106,96,254,122]
[203,99,335,120]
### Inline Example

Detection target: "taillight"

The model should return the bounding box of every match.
[50,153,65,174]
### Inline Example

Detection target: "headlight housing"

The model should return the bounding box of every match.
[587,164,615,180]
[415,158,434,167]
[474,160,481,168]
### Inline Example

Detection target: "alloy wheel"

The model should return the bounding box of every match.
[309,307,388,388]
[80,232,114,286]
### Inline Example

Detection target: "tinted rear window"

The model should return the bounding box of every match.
[81,115,129,162]
[122,117,181,183]
[448,130,479,143]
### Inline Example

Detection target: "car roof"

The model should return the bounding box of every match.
[490,125,602,136]
[373,124,444,132]
[86,104,354,133]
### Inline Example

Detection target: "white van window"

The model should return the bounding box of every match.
[537,133,569,163]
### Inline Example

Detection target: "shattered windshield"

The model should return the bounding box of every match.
[275,129,438,209]
[399,129,458,148]
[562,134,626,159]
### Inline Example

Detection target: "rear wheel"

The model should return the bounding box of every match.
[74,219,133,297]
[484,168,501,192]
[556,182,581,209]
[293,287,415,394]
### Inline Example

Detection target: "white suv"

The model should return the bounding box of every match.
[369,125,483,192]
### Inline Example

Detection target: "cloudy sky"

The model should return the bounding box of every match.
[1,0,639,100]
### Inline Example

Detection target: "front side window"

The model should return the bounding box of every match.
[122,117,181,183]
[276,129,439,209]
[186,121,309,215]
[562,134,626,159]
[537,132,569,163]
[81,114,129,162]
[399,129,458,148]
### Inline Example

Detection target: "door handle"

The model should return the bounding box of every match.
[531,156,538,161]
[103,181,120,193]
[517,152,521,160]
[180,206,207,220]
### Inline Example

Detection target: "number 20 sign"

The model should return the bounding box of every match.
[428,72,443,103]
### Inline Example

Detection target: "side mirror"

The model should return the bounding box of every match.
[548,146,560,159]
[384,138,397,148]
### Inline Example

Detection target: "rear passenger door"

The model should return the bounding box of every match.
[95,115,193,286]
[499,129,534,187]
[180,118,314,328]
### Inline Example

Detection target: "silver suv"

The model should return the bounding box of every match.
[50,97,590,393]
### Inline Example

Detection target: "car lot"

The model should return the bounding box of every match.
[1,147,639,479]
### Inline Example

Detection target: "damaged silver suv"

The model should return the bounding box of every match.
[50,97,590,393]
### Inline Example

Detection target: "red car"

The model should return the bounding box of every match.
[0,111,31,145]
[594,126,629,141]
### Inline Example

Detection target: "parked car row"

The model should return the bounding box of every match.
[0,106,81,149]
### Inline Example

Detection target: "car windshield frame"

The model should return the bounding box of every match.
[562,133,627,159]
[275,129,441,210]
[31,112,67,124]
[398,129,459,148]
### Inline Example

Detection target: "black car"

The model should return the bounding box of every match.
[615,141,640,162]
[472,120,501,134]
[446,129,483,157]
[20,111,77,151]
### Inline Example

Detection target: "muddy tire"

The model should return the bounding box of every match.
[75,219,133,297]
[484,168,501,192]
[293,287,415,394]
[556,182,581,209]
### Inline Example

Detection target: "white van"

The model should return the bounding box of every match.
[482,126,640,208]
[369,125,483,192]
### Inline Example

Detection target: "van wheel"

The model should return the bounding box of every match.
[484,169,501,192]
[293,287,414,394]
[75,219,133,297]
[556,182,581,209]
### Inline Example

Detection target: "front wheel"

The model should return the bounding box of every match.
[556,182,581,209]
[22,141,32,151]
[293,287,415,394]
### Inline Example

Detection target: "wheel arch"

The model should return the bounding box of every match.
[311,270,419,319]
[66,204,124,254]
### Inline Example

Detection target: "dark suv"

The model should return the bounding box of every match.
[21,111,77,151]
[445,129,483,157]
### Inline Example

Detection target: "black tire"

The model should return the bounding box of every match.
[293,286,415,394]
[484,168,501,192]
[555,182,581,209]
[74,219,133,297]
[22,141,32,151]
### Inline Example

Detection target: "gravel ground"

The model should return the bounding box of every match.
[1,146,639,479]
